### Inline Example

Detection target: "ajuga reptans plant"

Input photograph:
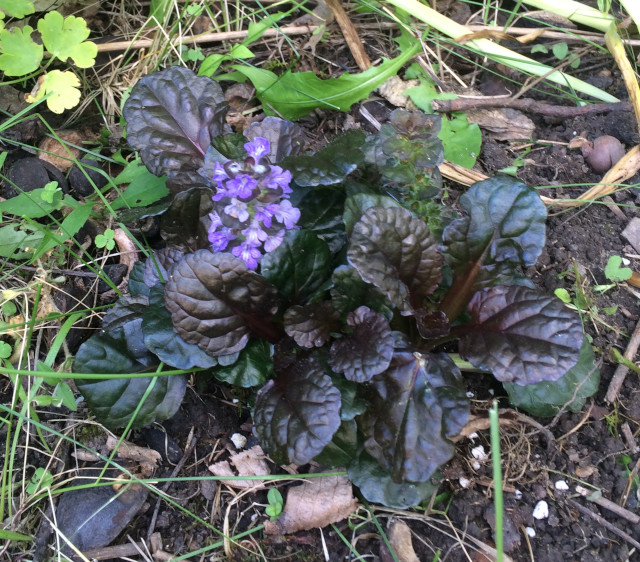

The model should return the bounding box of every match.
[73,67,599,508]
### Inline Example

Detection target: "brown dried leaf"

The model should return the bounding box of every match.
[106,435,161,476]
[264,474,358,535]
[467,107,535,141]
[208,445,270,489]
[385,519,419,562]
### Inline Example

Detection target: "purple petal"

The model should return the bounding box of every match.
[224,198,250,222]
[208,228,236,252]
[244,137,270,162]
[232,242,262,269]
[264,229,285,253]
[262,165,292,193]
[225,174,257,199]
[272,199,300,229]
[242,220,268,246]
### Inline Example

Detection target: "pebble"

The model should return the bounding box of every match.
[533,500,549,520]
[622,218,640,254]
[525,527,536,538]
[554,480,569,491]
[230,433,247,449]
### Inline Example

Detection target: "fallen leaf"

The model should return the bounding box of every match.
[106,434,161,476]
[385,519,419,562]
[208,445,270,489]
[264,473,358,534]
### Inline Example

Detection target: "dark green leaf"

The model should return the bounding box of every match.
[347,206,443,314]
[244,117,305,162]
[143,248,185,287]
[503,337,599,416]
[123,67,227,194]
[283,130,365,186]
[331,376,368,421]
[143,284,218,369]
[342,193,401,238]
[284,302,340,348]
[348,450,440,509]
[360,351,468,483]
[160,187,214,251]
[330,265,393,319]
[128,262,148,298]
[110,158,169,210]
[101,295,149,331]
[213,338,273,387]
[297,188,346,253]
[261,230,331,304]
[329,306,393,382]
[460,285,583,384]
[253,357,341,465]
[211,132,248,160]
[313,419,358,467]
[164,250,280,357]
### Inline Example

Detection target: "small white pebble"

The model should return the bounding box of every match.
[230,433,247,449]
[459,477,470,488]
[472,460,481,470]
[525,526,536,538]
[468,432,479,442]
[533,500,549,520]
[514,489,523,500]
[622,257,631,266]
[471,445,488,460]
[232,398,239,404]
[466,391,475,398]
[488,388,494,396]
[555,480,569,491]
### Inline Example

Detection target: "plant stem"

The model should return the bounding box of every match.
[489,402,504,562]
[519,0,616,33]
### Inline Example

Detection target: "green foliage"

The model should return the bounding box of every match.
[604,255,632,282]
[95,229,116,251]
[0,0,34,18]
[265,488,284,520]
[26,467,53,494]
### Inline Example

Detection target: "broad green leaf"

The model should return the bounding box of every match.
[331,265,393,319]
[0,25,43,76]
[503,337,599,416]
[439,114,482,169]
[314,419,358,467]
[295,188,346,253]
[0,223,44,259]
[38,12,97,67]
[0,0,34,18]
[32,201,92,259]
[212,338,273,387]
[26,70,82,114]
[0,187,75,218]
[232,41,420,119]
[110,158,169,210]
[604,255,632,282]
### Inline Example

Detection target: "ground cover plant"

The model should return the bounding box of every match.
[70,65,598,509]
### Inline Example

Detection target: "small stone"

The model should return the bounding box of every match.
[514,489,523,500]
[471,445,488,461]
[622,217,640,254]
[525,527,536,538]
[459,477,470,488]
[554,480,569,491]
[230,433,247,449]
[533,500,549,520]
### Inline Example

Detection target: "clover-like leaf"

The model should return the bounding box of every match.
[123,67,228,194]
[282,130,365,187]
[347,206,443,314]
[360,351,469,483]
[38,12,97,68]
[0,25,43,76]
[261,230,331,304]
[443,177,547,272]
[164,250,280,357]
[244,117,305,162]
[213,338,273,388]
[253,357,341,465]
[330,265,393,319]
[74,314,186,429]
[25,71,82,114]
[143,284,218,369]
[284,302,340,348]
[503,337,599,416]
[329,306,393,383]
[459,285,583,385]
[348,450,440,509]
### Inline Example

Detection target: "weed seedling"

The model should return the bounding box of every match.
[265,488,284,520]
[95,229,116,251]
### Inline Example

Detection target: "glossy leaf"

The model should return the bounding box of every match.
[143,247,185,287]
[330,265,393,319]
[296,188,346,253]
[360,351,468,483]
[164,250,280,357]
[331,377,368,421]
[143,284,218,369]
[313,419,358,467]
[284,302,340,348]
[123,67,227,194]
[460,285,583,384]
[283,130,365,187]
[244,117,305,162]
[160,187,214,251]
[503,337,599,416]
[342,193,401,238]
[213,338,273,388]
[253,357,341,465]
[128,262,148,298]
[348,450,440,509]
[232,43,420,119]
[347,206,443,314]
[329,306,393,382]
[261,230,331,304]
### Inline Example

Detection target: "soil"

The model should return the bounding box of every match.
[1,3,640,561]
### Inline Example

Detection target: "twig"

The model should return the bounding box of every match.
[605,317,640,403]
[82,541,148,560]
[325,0,371,71]
[0,259,98,278]
[566,498,640,551]
[432,97,632,117]
[575,485,640,525]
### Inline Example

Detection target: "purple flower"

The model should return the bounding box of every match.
[242,220,268,246]
[244,137,270,162]
[262,165,292,193]
[208,229,236,252]
[272,199,300,229]
[264,229,285,253]
[254,203,276,229]
[232,241,262,269]
[224,198,250,222]
[225,174,257,199]
[212,162,228,183]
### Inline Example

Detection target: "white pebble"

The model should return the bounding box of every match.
[471,445,488,460]
[468,432,479,442]
[533,500,549,520]
[555,480,569,491]
[525,526,536,537]
[514,489,523,500]
[472,460,481,470]
[230,433,247,449]
[459,477,470,488]
[466,391,475,398]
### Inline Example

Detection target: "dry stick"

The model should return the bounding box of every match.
[605,317,640,403]
[83,541,148,561]
[325,0,371,71]
[432,97,632,117]
[574,486,640,525]
[566,498,640,551]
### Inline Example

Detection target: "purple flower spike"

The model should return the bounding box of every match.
[244,137,270,162]
[208,229,236,252]
[232,241,262,270]
[225,174,257,199]
[224,198,250,222]
[272,199,300,229]
[264,229,285,253]
[243,220,268,246]
[262,165,292,193]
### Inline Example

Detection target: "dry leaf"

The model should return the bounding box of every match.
[456,30,515,44]
[376,75,419,110]
[38,130,83,171]
[106,435,161,476]
[264,474,358,534]
[466,107,535,141]
[208,445,270,489]
[385,519,419,562]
